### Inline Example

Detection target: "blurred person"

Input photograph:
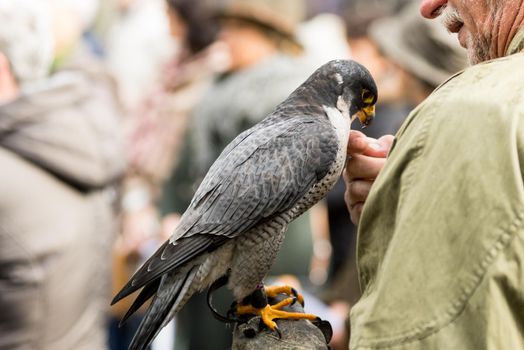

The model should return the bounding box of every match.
[345,0,524,348]
[159,0,326,348]
[126,0,224,190]
[0,0,124,349]
[106,0,177,110]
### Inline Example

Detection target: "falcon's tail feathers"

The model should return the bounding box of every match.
[119,278,161,327]
[128,267,198,350]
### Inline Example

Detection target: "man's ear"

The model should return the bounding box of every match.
[0,51,19,103]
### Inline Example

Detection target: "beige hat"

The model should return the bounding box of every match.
[216,0,305,54]
[369,2,468,87]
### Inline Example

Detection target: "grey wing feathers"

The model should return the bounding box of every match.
[112,113,338,305]
[180,114,338,238]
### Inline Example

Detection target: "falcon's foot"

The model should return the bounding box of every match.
[235,285,318,338]
[237,297,318,337]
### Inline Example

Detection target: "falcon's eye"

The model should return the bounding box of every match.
[362,89,374,104]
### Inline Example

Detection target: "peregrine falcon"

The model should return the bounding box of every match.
[112,59,377,349]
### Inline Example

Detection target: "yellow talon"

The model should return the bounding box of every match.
[265,285,305,306]
[271,296,299,311]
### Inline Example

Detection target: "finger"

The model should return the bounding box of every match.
[349,204,364,225]
[346,154,387,180]
[347,130,369,155]
[378,134,395,150]
[344,186,364,224]
[346,180,373,206]
[361,134,395,158]
[343,178,372,225]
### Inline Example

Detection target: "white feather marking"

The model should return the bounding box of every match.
[323,103,352,149]
[336,95,349,118]
[334,73,344,85]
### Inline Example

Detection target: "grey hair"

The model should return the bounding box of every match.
[0,0,54,84]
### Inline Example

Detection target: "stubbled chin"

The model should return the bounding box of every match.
[466,47,483,66]
[459,30,480,65]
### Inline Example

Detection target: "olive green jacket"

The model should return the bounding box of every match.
[351,30,524,349]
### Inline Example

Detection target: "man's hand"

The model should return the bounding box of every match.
[344,131,394,224]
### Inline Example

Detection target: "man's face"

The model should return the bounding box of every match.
[218,19,276,72]
[420,0,502,64]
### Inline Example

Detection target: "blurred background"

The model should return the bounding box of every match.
[0,0,467,349]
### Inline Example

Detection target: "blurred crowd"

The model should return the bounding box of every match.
[0,0,466,349]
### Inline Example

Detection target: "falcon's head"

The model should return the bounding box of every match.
[286,59,377,127]
[328,59,377,127]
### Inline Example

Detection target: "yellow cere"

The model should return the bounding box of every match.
[363,105,375,116]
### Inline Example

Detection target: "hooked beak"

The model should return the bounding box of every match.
[352,105,375,128]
